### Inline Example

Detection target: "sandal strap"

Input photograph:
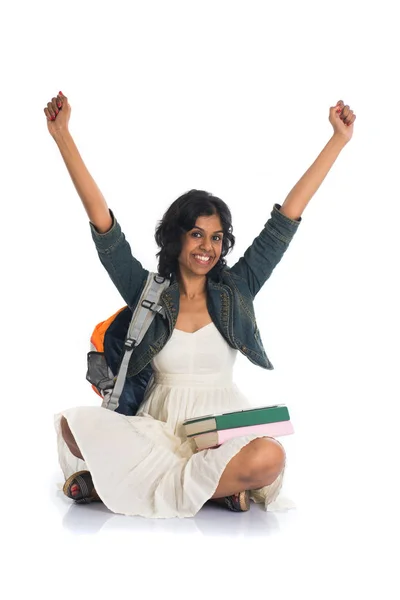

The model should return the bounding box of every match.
[63,470,97,503]
[212,490,250,512]
[74,473,92,498]
[224,490,250,512]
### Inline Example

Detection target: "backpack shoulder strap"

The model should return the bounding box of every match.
[126,273,170,347]
[107,273,170,410]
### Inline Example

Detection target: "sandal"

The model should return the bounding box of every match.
[63,470,101,504]
[212,490,250,512]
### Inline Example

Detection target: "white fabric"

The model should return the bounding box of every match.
[54,322,289,518]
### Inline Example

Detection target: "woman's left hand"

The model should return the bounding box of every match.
[329,100,356,143]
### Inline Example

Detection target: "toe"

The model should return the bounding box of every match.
[70,483,80,497]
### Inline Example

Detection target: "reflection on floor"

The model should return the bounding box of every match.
[51,471,297,538]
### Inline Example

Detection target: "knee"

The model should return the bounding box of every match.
[244,438,286,484]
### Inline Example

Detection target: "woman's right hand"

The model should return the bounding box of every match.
[44,91,71,137]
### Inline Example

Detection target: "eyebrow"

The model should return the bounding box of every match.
[192,226,224,234]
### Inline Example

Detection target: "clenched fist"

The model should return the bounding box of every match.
[329,100,356,143]
[44,91,71,137]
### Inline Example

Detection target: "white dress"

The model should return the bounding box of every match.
[54,322,285,518]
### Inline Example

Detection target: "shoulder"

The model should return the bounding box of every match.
[220,266,251,292]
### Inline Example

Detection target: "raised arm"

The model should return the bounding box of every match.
[46,91,112,233]
[230,100,356,297]
[279,100,356,220]
[45,91,148,308]
[230,204,300,298]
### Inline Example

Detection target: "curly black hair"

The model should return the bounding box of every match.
[155,189,235,279]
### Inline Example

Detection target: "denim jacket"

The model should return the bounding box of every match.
[89,203,301,414]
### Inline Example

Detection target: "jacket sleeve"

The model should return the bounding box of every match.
[89,209,149,310]
[229,203,301,298]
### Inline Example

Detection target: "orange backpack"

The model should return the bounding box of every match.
[86,273,170,415]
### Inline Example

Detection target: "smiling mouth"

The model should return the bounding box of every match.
[192,254,213,265]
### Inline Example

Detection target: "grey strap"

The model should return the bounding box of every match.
[106,273,170,411]
[127,274,167,346]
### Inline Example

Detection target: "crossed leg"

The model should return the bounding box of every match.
[60,416,84,460]
[211,437,285,498]
[60,416,285,500]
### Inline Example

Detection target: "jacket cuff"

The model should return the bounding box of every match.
[267,203,301,242]
[89,209,122,252]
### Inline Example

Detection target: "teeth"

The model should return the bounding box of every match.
[194,255,211,262]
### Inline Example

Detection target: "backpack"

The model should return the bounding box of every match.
[86,273,170,416]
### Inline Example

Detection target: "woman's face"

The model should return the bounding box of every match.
[177,213,224,277]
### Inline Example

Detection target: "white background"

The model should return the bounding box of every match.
[1,0,399,598]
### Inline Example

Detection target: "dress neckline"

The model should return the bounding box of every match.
[174,322,215,335]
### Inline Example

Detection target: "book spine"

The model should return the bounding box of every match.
[195,420,294,450]
[214,407,290,430]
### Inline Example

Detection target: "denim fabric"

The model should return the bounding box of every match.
[90,202,301,376]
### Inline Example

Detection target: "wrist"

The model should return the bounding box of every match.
[331,132,349,148]
[52,129,72,145]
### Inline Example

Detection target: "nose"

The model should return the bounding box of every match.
[200,239,212,252]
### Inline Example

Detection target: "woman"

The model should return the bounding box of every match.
[45,92,356,518]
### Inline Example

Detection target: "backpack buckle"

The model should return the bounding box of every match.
[124,338,136,351]
[141,299,155,310]
[141,299,163,313]
[154,275,166,284]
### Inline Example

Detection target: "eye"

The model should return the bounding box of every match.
[190,231,223,242]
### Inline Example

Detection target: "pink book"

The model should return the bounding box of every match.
[192,420,294,451]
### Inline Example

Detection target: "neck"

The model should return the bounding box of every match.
[177,271,207,299]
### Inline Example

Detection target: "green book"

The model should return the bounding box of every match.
[183,404,290,437]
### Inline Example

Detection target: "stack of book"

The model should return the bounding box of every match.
[183,404,294,451]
